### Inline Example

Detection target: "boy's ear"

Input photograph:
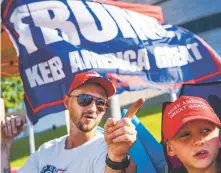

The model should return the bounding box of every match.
[166,142,176,156]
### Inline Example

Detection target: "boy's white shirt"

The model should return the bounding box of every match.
[18,132,107,173]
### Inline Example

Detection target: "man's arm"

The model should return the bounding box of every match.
[104,98,145,173]
[104,118,137,173]
[1,139,12,173]
[105,158,136,173]
[1,115,25,173]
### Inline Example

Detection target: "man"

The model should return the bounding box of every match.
[1,71,144,173]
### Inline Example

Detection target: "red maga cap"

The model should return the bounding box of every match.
[67,71,116,98]
[163,96,221,142]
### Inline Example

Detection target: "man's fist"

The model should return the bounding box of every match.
[1,115,25,139]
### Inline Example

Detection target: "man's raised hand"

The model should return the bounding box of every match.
[104,98,145,162]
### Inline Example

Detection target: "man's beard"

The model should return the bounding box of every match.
[77,120,97,132]
[71,111,98,132]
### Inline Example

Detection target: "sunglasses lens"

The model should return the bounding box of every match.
[96,98,106,112]
[95,98,105,106]
[77,94,93,106]
[76,94,107,112]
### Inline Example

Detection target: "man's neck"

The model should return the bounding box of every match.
[186,161,218,173]
[65,124,97,149]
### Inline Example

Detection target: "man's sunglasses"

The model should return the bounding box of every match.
[68,94,108,111]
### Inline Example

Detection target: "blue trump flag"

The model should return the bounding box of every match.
[1,0,221,124]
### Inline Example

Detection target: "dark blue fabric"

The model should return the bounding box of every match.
[180,81,221,119]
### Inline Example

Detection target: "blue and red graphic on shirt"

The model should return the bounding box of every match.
[41,165,67,173]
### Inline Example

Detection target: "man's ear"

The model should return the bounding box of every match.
[166,142,176,156]
[106,99,111,106]
[64,95,69,109]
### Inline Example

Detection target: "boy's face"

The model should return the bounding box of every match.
[167,120,221,171]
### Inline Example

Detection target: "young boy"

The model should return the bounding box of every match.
[163,96,221,173]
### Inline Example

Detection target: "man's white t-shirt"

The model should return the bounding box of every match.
[18,133,107,173]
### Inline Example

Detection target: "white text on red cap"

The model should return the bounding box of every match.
[168,99,209,118]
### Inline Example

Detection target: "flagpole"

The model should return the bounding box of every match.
[61,84,70,135]
[0,98,5,124]
[109,95,121,120]
[26,114,35,153]
[170,92,178,101]
[65,110,70,135]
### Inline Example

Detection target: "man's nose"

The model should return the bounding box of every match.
[87,100,98,112]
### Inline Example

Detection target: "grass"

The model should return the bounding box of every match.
[11,105,162,167]
[10,156,29,167]
[136,105,162,142]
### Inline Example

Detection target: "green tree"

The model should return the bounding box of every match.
[1,76,24,112]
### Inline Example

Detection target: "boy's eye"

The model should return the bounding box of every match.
[179,132,191,138]
[201,128,211,134]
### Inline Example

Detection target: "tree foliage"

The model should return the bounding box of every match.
[1,76,24,112]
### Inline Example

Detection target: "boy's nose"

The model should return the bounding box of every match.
[193,135,206,146]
